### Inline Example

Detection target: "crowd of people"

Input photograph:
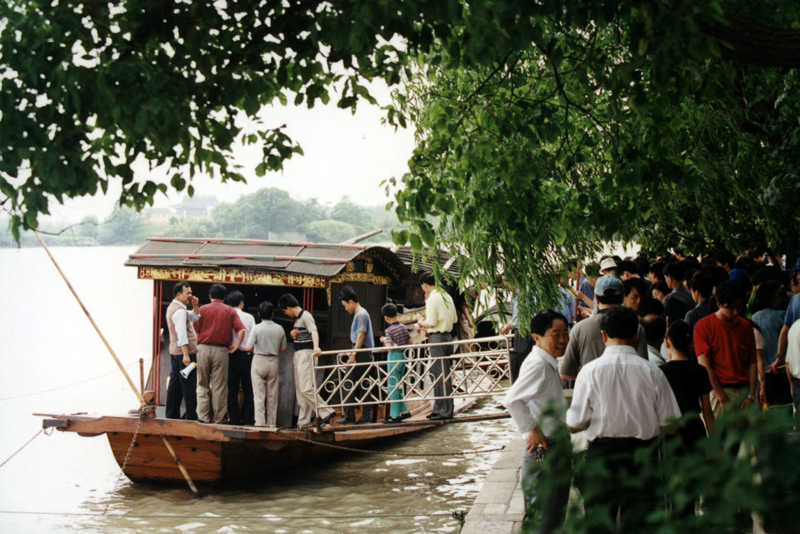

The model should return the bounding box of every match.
[503,249,800,533]
[163,274,462,429]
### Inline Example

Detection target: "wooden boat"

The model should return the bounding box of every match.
[37,397,499,484]
[37,237,512,485]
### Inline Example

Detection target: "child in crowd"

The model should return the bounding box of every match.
[380,303,412,423]
[661,320,714,453]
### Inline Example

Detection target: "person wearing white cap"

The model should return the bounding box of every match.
[559,275,649,380]
[599,256,618,276]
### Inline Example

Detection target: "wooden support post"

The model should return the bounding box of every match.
[139,358,144,395]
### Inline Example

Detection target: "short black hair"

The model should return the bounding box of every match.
[688,271,714,299]
[618,260,639,277]
[666,319,693,355]
[683,256,701,270]
[673,247,684,256]
[278,294,300,310]
[633,256,650,277]
[715,250,736,268]
[715,281,745,306]
[638,297,665,317]
[530,310,569,337]
[225,290,244,308]
[753,266,783,287]
[338,285,359,303]
[663,260,687,282]
[419,272,436,286]
[597,292,623,306]
[209,283,227,300]
[600,306,639,340]
[173,281,190,298]
[381,303,398,318]
[623,278,646,297]
[258,301,275,320]
[651,281,671,297]
[649,261,666,281]
[753,281,781,314]
[705,265,730,288]
[640,313,667,344]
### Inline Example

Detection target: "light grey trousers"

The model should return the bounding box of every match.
[251,354,280,427]
[294,349,334,425]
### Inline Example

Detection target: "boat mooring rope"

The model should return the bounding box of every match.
[0,427,53,469]
[274,430,506,457]
[103,406,155,514]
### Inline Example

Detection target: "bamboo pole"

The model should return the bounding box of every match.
[34,231,199,496]
[139,358,145,395]
[161,436,199,495]
[34,231,144,405]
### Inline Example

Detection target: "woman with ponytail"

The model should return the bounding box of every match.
[660,320,715,452]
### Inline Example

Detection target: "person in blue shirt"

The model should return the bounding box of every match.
[774,279,800,379]
[339,285,376,425]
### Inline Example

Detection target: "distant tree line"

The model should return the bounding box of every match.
[0,188,402,247]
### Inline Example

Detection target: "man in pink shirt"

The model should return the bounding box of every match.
[193,283,246,424]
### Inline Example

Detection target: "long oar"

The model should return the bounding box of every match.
[34,231,199,495]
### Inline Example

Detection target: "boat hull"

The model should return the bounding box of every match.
[39,396,499,485]
[106,428,417,484]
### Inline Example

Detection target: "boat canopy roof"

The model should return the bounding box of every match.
[125,237,410,280]
[393,246,460,278]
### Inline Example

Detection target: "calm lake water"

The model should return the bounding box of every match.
[0,246,515,533]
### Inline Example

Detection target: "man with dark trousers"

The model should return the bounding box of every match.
[416,272,458,421]
[165,282,200,420]
[338,286,376,424]
[225,290,256,426]
[194,283,246,424]
[567,306,680,532]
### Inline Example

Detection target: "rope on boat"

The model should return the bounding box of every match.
[273,430,506,457]
[103,405,155,514]
[0,427,53,469]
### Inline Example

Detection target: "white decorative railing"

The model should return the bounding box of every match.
[312,335,512,412]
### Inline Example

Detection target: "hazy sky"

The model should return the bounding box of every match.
[42,80,417,226]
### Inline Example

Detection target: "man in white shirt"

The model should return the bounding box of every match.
[165,282,200,420]
[503,310,570,533]
[226,291,256,425]
[416,272,458,420]
[783,319,800,413]
[567,305,680,531]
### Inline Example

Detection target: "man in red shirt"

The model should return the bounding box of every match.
[694,281,757,416]
[193,283,246,424]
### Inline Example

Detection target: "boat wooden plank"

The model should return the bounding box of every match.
[108,434,222,467]
[107,433,222,483]
[43,414,286,442]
